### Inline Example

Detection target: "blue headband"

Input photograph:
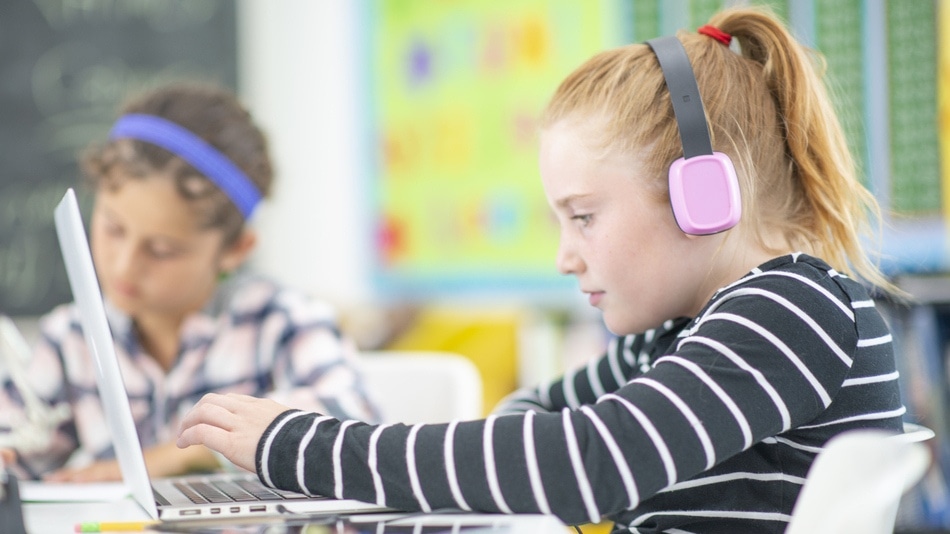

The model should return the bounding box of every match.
[109,114,262,218]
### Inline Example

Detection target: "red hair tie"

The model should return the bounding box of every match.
[698,25,732,46]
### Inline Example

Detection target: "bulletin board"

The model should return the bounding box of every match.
[778,0,944,275]
[852,0,943,275]
[364,0,630,300]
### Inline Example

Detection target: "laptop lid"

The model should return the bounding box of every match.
[53,188,160,519]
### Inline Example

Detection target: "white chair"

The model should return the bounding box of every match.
[785,422,935,534]
[357,351,483,424]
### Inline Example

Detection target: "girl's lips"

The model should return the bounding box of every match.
[588,291,604,306]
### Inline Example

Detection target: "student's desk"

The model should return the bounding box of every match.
[23,497,569,533]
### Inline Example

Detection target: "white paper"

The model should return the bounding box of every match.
[18,480,130,502]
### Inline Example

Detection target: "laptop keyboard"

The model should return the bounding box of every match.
[173,478,313,504]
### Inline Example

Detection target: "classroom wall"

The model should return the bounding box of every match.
[237,0,372,307]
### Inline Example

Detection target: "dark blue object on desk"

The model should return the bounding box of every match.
[0,469,27,534]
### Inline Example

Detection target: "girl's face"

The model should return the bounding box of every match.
[90,175,249,323]
[540,120,724,335]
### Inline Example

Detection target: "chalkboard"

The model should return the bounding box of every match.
[0,0,238,316]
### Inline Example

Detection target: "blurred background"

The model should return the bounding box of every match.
[1,0,948,529]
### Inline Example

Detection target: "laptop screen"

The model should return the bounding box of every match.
[54,188,159,519]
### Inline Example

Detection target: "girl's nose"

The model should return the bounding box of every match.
[555,239,584,276]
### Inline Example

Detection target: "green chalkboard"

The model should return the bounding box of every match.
[0,0,238,315]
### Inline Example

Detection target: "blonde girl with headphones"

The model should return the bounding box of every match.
[177,7,901,532]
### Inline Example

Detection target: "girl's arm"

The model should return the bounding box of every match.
[493,324,680,415]
[180,269,890,525]
[493,334,641,414]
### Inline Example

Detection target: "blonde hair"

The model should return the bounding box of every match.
[541,6,893,293]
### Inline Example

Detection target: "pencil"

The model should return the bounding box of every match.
[74,521,160,532]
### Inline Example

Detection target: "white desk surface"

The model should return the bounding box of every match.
[23,497,570,533]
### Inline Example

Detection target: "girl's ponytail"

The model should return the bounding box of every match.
[709,7,894,293]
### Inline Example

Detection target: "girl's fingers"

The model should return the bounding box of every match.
[177,422,230,451]
[178,393,289,473]
[180,395,240,432]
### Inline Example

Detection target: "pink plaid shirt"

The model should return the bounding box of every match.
[0,275,379,478]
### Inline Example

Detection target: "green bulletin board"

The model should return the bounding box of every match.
[888,0,940,216]
[631,0,660,41]
[815,0,868,180]
[876,0,944,273]
[789,0,943,274]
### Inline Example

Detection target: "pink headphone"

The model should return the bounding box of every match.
[645,35,741,236]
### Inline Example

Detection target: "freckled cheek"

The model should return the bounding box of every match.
[598,231,633,260]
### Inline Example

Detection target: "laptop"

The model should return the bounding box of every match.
[53,188,389,521]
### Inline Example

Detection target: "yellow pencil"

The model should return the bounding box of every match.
[74,521,160,532]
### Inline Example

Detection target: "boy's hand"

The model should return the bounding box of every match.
[45,459,122,482]
[0,448,16,467]
[43,440,221,482]
[177,393,290,474]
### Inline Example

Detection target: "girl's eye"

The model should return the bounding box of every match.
[572,214,592,226]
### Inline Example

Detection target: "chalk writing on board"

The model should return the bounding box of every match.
[0,0,237,316]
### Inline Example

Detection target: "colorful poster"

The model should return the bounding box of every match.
[365,0,629,298]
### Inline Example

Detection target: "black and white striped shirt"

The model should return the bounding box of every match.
[255,254,904,532]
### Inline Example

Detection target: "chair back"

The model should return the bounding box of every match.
[785,423,934,534]
[358,351,483,424]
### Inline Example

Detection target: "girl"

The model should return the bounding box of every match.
[0,83,378,481]
[176,7,903,532]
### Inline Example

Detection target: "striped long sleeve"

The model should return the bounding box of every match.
[255,254,904,533]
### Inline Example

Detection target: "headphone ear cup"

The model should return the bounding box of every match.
[668,152,741,235]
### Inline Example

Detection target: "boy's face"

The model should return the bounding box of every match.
[539,120,721,335]
[90,175,245,324]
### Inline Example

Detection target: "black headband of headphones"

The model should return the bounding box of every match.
[645,36,713,159]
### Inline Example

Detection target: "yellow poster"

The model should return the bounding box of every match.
[367,0,628,296]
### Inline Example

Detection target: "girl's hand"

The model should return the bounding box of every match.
[177,393,290,473]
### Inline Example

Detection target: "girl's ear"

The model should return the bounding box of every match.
[219,229,257,274]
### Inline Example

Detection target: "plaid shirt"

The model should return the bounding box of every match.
[0,275,379,478]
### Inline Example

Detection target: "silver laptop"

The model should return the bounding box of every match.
[53,188,388,521]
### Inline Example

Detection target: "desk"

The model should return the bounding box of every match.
[23,498,569,533]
